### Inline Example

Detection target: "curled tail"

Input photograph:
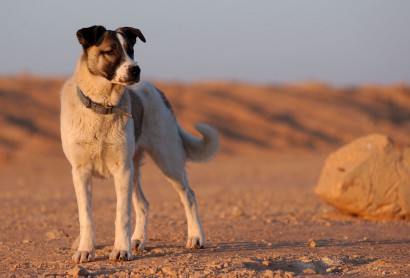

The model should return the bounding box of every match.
[178,123,219,162]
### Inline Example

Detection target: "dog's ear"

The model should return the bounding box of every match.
[116,27,146,46]
[76,25,107,48]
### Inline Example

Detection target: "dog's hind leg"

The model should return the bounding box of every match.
[131,151,149,252]
[150,147,204,249]
[71,167,96,263]
[166,174,204,249]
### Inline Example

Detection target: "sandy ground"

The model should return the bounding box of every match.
[1,76,410,277]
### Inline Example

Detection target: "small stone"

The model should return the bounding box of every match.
[262,260,270,266]
[326,267,337,273]
[23,239,30,244]
[151,248,166,254]
[231,206,246,217]
[68,265,89,277]
[309,239,317,248]
[273,270,284,278]
[303,268,317,274]
[9,264,19,271]
[46,230,68,240]
[284,271,294,278]
[263,270,275,278]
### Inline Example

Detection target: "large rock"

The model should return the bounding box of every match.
[316,134,410,219]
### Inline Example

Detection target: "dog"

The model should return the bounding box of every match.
[60,25,219,263]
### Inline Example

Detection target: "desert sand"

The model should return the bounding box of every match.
[1,75,410,277]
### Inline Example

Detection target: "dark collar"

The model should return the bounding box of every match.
[76,86,132,118]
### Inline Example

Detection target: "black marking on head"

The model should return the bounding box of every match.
[116,27,146,46]
[115,32,135,59]
[77,25,106,48]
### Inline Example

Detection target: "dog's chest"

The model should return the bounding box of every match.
[74,115,133,177]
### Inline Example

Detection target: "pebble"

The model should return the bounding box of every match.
[284,271,295,278]
[151,248,166,254]
[326,266,338,273]
[68,265,89,277]
[231,206,246,217]
[9,264,19,271]
[46,230,68,240]
[263,270,275,278]
[322,256,342,266]
[309,239,317,248]
[303,268,317,274]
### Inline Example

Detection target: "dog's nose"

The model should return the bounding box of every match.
[130,66,141,76]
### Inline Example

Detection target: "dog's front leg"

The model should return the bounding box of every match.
[72,167,95,263]
[109,163,133,261]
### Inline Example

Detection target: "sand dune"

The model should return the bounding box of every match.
[1,75,410,161]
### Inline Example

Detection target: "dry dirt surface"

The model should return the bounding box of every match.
[1,75,410,277]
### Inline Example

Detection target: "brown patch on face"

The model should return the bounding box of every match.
[84,31,125,81]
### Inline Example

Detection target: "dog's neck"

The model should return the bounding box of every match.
[75,61,126,107]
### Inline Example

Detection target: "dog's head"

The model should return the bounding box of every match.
[76,25,146,85]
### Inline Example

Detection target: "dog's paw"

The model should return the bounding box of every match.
[131,239,146,252]
[186,237,204,249]
[109,250,133,261]
[72,251,95,263]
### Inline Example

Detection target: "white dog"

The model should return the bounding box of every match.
[60,25,218,263]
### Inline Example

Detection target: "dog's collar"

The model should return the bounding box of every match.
[76,86,132,118]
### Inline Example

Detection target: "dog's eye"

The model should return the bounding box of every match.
[102,50,114,56]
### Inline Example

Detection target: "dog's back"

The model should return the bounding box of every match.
[128,81,219,163]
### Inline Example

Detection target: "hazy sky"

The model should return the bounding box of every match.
[1,1,409,86]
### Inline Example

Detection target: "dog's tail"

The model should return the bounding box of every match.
[178,123,219,162]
